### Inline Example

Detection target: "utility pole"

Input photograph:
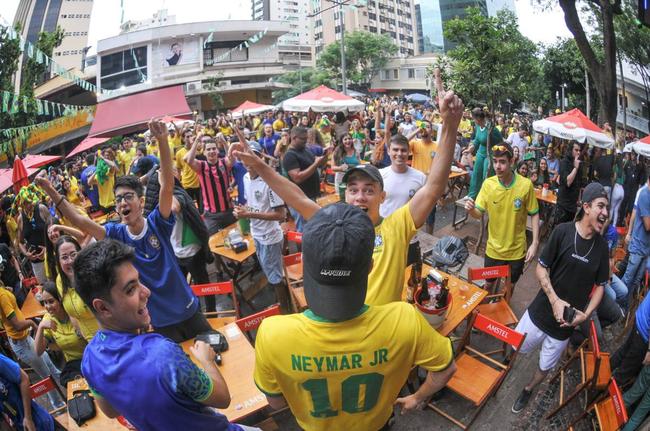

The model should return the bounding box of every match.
[585,68,590,118]
[339,1,347,95]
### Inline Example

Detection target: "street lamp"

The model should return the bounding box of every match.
[561,83,567,111]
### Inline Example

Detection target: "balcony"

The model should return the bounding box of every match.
[617,109,649,134]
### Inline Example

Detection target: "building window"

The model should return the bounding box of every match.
[100,46,148,90]
[203,41,248,65]
[407,68,414,79]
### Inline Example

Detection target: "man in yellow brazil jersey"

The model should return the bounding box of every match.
[253,203,456,430]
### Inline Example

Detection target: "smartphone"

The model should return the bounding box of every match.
[563,306,576,323]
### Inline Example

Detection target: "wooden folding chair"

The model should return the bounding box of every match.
[547,320,611,419]
[625,270,649,331]
[30,375,68,429]
[191,281,240,329]
[428,312,526,429]
[283,252,307,312]
[567,378,628,431]
[235,304,281,343]
[468,265,518,328]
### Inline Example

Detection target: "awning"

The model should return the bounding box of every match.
[0,167,39,194]
[88,85,192,138]
[66,137,109,159]
[22,154,62,169]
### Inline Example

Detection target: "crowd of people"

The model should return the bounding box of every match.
[1,73,650,430]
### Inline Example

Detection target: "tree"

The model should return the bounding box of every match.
[205,72,225,111]
[317,31,398,90]
[555,0,621,128]
[541,38,598,117]
[273,68,337,103]
[0,25,22,137]
[442,8,544,111]
[615,0,650,132]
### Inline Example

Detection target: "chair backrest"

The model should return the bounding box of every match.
[283,252,302,267]
[473,312,525,349]
[30,376,63,400]
[190,280,239,318]
[467,265,510,282]
[287,231,302,245]
[236,304,281,334]
[589,320,601,356]
[191,281,233,297]
[607,378,628,427]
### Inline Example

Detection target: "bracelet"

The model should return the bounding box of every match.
[55,195,65,208]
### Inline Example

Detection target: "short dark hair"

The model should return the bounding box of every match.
[471,107,486,120]
[85,154,95,165]
[291,126,308,138]
[492,142,513,159]
[114,175,144,196]
[73,239,136,310]
[137,144,147,154]
[389,133,409,149]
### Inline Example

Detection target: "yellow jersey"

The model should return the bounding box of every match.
[175,147,200,189]
[42,312,86,361]
[97,171,115,208]
[0,288,29,340]
[367,205,416,305]
[409,139,438,174]
[254,302,453,431]
[272,119,285,132]
[168,134,182,152]
[146,143,159,158]
[56,275,99,341]
[118,148,136,176]
[475,173,539,260]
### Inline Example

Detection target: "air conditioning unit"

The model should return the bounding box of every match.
[186,81,202,92]
[219,80,232,87]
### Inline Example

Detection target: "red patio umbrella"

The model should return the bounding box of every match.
[11,156,29,194]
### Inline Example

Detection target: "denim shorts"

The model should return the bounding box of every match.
[254,239,284,285]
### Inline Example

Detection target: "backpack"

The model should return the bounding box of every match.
[425,236,469,272]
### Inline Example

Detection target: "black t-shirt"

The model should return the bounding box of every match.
[0,244,19,289]
[283,147,320,199]
[594,154,614,187]
[557,157,582,212]
[527,222,609,340]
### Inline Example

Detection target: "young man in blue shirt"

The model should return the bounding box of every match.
[74,239,259,431]
[0,354,55,431]
[36,120,209,342]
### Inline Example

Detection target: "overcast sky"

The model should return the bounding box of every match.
[0,0,572,51]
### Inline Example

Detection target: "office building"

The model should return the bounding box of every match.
[311,0,417,58]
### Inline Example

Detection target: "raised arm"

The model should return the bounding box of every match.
[149,120,173,219]
[183,132,203,172]
[409,70,463,228]
[232,144,320,221]
[34,175,106,240]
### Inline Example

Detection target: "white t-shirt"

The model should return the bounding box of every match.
[398,121,417,137]
[243,173,285,245]
[507,132,528,155]
[379,166,426,218]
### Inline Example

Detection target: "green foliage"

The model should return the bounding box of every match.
[316,31,398,89]
[442,8,543,111]
[273,68,337,102]
[0,26,22,135]
[615,1,650,107]
[205,72,224,111]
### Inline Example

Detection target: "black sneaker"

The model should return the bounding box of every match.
[511,388,532,413]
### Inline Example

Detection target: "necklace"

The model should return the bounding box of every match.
[573,226,595,262]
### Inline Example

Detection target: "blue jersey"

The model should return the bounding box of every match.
[104,208,198,327]
[630,187,650,256]
[232,161,247,205]
[0,355,54,431]
[80,165,99,208]
[258,134,280,156]
[82,331,242,431]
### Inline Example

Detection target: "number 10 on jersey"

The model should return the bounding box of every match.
[302,373,385,418]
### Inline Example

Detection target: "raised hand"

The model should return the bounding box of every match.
[434,68,463,129]
[148,118,168,141]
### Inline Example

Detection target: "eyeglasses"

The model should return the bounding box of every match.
[59,251,78,263]
[115,192,137,204]
[492,145,509,152]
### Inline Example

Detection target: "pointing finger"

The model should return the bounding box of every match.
[434,68,445,98]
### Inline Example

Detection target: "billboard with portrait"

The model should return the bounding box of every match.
[154,37,200,68]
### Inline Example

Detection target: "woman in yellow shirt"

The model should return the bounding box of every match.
[53,236,99,342]
[61,177,84,206]
[34,281,87,385]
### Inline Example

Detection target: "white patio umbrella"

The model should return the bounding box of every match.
[280,85,365,113]
[532,108,615,149]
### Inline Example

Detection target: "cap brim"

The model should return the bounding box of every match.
[341,166,382,187]
[302,268,367,321]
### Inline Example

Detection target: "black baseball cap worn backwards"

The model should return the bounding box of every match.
[576,182,609,218]
[342,164,384,189]
[302,203,375,321]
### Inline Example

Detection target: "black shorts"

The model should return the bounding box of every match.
[154,309,213,343]
[484,255,526,285]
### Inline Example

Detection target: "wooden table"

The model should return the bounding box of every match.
[66,378,124,430]
[180,323,269,422]
[20,291,45,319]
[209,224,259,308]
[535,188,557,205]
[447,169,469,201]
[317,193,340,207]
[403,264,487,337]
